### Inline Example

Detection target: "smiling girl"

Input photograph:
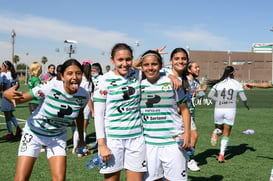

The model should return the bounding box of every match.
[139,50,191,181]
[4,59,89,181]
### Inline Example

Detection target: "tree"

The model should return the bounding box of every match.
[12,55,20,68]
[41,56,48,75]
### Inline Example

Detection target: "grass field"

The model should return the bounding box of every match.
[0,83,273,181]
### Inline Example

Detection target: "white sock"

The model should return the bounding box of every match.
[220,137,230,155]
[73,130,79,151]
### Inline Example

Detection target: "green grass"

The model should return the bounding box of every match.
[0,83,273,180]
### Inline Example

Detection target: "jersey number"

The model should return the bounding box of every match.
[220,88,234,100]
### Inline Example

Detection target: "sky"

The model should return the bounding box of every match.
[1,0,273,72]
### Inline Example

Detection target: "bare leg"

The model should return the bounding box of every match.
[49,156,66,181]
[14,156,37,181]
[104,171,121,181]
[126,170,143,181]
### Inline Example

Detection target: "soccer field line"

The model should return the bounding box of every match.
[0,114,27,125]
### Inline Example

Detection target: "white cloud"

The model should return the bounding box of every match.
[164,27,231,51]
[0,14,133,50]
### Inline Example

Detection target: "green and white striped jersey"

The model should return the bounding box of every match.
[140,75,187,145]
[27,80,89,137]
[93,69,143,139]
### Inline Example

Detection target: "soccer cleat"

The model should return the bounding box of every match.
[210,129,218,146]
[2,133,14,139]
[218,154,227,163]
[188,159,200,171]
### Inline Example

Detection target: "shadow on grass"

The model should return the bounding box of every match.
[195,143,256,165]
[0,135,21,143]
[188,175,223,181]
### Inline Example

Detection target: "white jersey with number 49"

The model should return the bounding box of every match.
[208,77,247,109]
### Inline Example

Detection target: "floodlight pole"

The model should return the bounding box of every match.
[269,26,273,83]
[11,29,16,61]
[64,40,77,58]
[227,50,231,66]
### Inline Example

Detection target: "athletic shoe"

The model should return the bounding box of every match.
[89,141,98,149]
[77,148,91,157]
[210,129,219,146]
[188,159,200,171]
[2,133,14,139]
[218,154,227,163]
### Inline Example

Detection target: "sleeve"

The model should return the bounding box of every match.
[93,75,107,139]
[208,87,217,102]
[33,77,42,87]
[30,81,53,100]
[176,87,187,104]
[238,91,247,102]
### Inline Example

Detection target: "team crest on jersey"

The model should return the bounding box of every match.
[161,83,171,91]
[20,143,27,152]
[100,89,107,96]
[37,90,44,97]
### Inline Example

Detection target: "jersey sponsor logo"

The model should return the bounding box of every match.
[122,86,135,100]
[146,95,161,107]
[57,105,73,118]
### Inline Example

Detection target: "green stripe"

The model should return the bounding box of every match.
[144,127,175,131]
[108,124,141,130]
[93,97,106,103]
[107,132,142,138]
[145,141,175,145]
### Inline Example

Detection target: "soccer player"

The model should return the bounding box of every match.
[207,66,249,163]
[27,62,42,114]
[0,60,22,139]
[4,59,89,181]
[182,61,206,171]
[93,43,146,181]
[140,50,191,181]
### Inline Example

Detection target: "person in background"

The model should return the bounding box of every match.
[43,64,56,82]
[139,50,191,181]
[0,60,22,139]
[72,61,94,157]
[207,66,249,163]
[91,62,103,87]
[88,62,104,149]
[4,59,89,181]
[162,47,189,78]
[93,43,146,181]
[181,61,206,171]
[27,62,42,114]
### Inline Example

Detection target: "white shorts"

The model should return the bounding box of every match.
[1,97,15,112]
[18,124,67,159]
[214,108,236,126]
[99,136,147,174]
[144,144,188,181]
